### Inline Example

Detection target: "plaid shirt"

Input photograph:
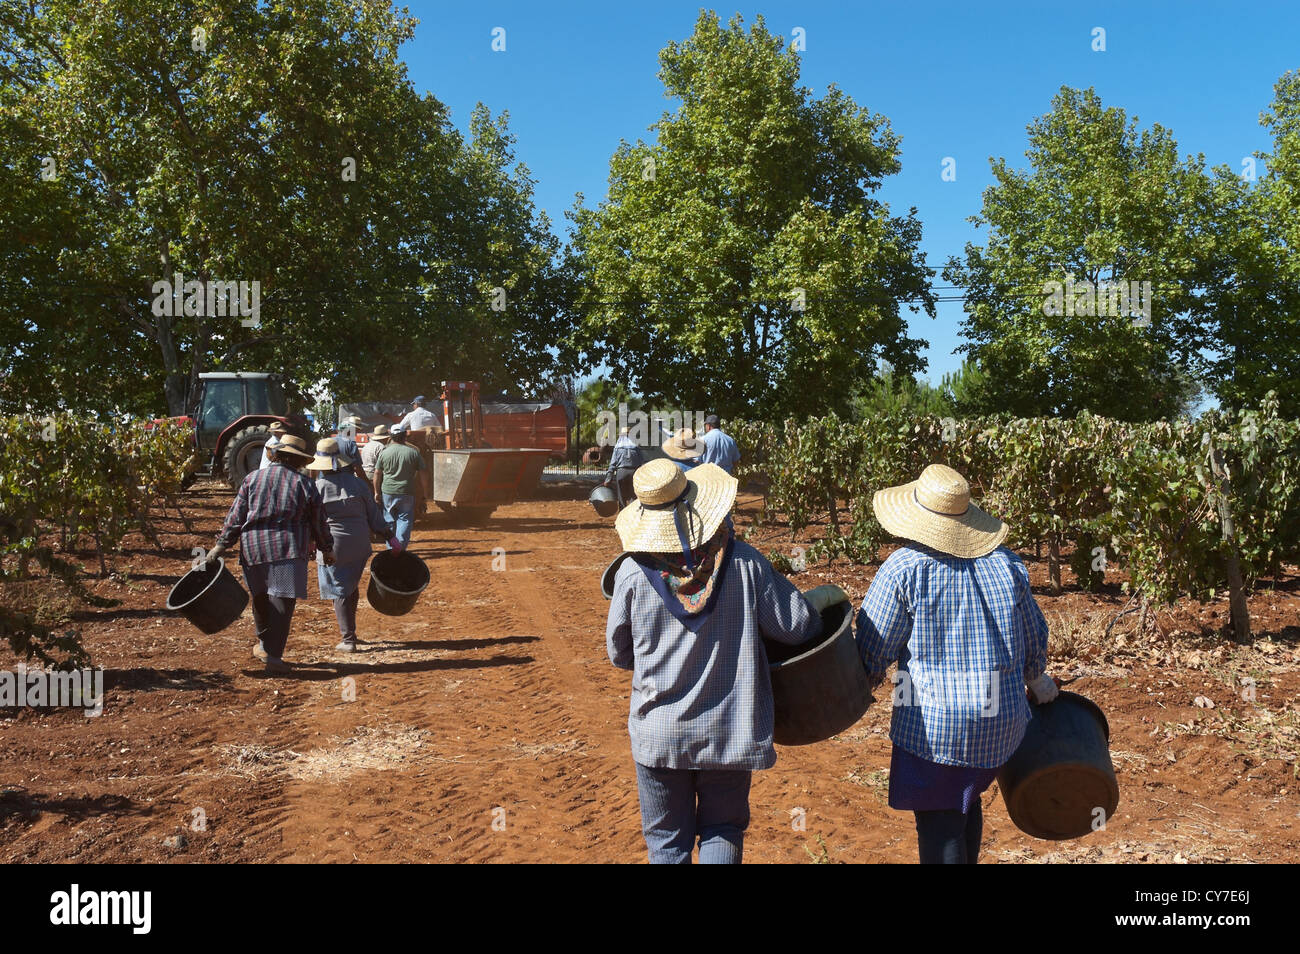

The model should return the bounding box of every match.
[217,462,332,566]
[606,539,821,770]
[856,544,1049,769]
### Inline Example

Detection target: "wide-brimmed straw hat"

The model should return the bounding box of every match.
[371,424,392,442]
[872,463,1007,559]
[267,421,288,435]
[615,459,737,554]
[662,427,706,461]
[268,433,313,462]
[307,436,353,471]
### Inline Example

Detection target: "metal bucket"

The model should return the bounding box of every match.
[366,550,430,617]
[997,690,1120,840]
[601,552,632,599]
[765,599,871,746]
[166,558,249,634]
[589,485,618,517]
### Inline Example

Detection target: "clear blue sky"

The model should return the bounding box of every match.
[399,0,1297,383]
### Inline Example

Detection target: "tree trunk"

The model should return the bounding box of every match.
[1047,532,1062,595]
[1210,446,1251,644]
[157,242,188,416]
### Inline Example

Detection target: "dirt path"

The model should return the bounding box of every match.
[1,486,1297,862]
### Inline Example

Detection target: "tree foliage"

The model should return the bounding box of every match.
[568,11,934,421]
[944,87,1210,420]
[0,0,572,417]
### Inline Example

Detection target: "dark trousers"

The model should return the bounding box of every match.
[333,588,360,642]
[914,800,984,864]
[251,594,296,659]
[613,471,636,510]
[634,762,751,864]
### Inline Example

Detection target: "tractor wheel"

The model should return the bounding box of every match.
[223,425,272,488]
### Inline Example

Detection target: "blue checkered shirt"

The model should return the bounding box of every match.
[855,544,1049,769]
[606,539,821,770]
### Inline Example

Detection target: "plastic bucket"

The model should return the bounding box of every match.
[601,552,632,599]
[765,599,872,746]
[589,485,618,517]
[366,549,430,617]
[997,690,1120,840]
[166,558,249,634]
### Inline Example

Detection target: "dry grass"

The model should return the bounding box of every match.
[217,725,430,781]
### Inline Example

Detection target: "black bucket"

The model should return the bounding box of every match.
[166,558,249,634]
[366,549,430,617]
[590,485,618,517]
[997,690,1120,840]
[765,599,872,746]
[601,552,632,599]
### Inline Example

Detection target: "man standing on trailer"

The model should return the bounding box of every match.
[397,395,441,497]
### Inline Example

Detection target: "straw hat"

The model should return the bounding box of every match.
[371,424,392,442]
[268,433,313,462]
[615,460,737,554]
[662,427,706,461]
[872,463,1007,559]
[307,437,353,471]
[267,421,288,435]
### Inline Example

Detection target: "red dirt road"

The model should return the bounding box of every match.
[1,484,1297,862]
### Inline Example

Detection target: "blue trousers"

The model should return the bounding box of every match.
[914,800,984,864]
[382,493,415,547]
[634,762,751,864]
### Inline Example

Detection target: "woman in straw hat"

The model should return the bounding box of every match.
[204,434,335,676]
[307,438,403,652]
[661,427,704,472]
[606,458,846,863]
[856,463,1057,864]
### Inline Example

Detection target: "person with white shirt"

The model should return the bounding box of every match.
[397,395,439,433]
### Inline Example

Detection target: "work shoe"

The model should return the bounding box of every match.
[264,657,293,675]
[335,639,357,653]
[252,641,267,660]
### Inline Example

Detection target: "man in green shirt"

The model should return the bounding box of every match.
[373,424,426,547]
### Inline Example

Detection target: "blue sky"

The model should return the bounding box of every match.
[398,0,1298,383]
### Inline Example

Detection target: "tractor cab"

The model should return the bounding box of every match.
[188,373,312,487]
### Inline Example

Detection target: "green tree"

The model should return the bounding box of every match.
[1191,72,1300,416]
[568,11,934,421]
[944,87,1210,420]
[0,0,571,417]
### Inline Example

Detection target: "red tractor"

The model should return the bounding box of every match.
[159,372,314,489]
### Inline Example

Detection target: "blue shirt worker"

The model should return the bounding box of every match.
[856,463,1055,865]
[699,414,741,474]
[606,458,845,864]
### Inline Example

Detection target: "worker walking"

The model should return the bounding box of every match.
[360,424,391,482]
[603,427,643,509]
[308,438,402,653]
[373,424,425,548]
[606,459,844,863]
[205,434,334,675]
[258,421,288,470]
[700,414,741,474]
[856,464,1054,864]
[661,427,705,472]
